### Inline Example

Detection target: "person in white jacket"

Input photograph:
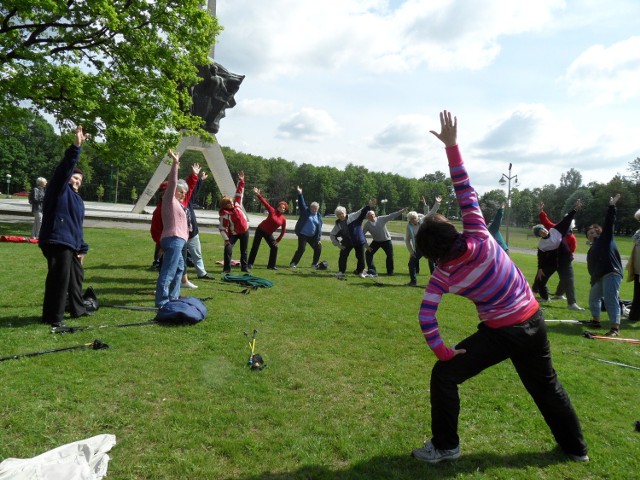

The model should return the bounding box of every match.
[363,207,407,276]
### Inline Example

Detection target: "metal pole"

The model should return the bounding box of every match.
[208,0,217,59]
[506,163,511,246]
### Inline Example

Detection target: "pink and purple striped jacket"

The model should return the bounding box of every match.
[419,145,538,361]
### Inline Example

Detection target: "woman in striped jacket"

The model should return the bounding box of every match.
[410,111,588,465]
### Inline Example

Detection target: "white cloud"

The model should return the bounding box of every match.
[216,0,565,78]
[235,98,293,117]
[369,114,432,150]
[563,36,640,105]
[276,108,339,142]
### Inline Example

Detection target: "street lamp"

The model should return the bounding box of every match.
[498,163,518,246]
[5,173,11,198]
[380,198,388,215]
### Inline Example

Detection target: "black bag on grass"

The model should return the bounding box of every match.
[154,297,207,325]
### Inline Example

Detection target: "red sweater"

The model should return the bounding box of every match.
[218,177,248,240]
[256,193,287,241]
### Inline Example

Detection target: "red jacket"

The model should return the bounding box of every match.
[218,177,248,240]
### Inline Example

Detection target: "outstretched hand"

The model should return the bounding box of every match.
[74,126,89,147]
[253,186,261,195]
[610,193,621,205]
[435,195,442,203]
[168,149,179,163]
[297,185,302,194]
[574,198,582,210]
[192,163,201,175]
[430,110,457,147]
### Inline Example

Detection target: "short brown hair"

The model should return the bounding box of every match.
[416,214,459,262]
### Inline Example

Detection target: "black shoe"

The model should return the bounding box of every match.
[198,274,215,280]
[50,321,67,328]
[582,320,602,329]
[406,281,417,287]
[267,266,278,271]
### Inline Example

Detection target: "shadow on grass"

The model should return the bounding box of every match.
[0,314,43,328]
[228,449,567,480]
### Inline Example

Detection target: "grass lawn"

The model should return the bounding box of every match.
[1,221,639,479]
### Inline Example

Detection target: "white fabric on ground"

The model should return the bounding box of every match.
[0,434,116,480]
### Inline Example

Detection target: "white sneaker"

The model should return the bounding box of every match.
[289,263,297,269]
[568,303,584,311]
[412,442,461,464]
[181,281,198,289]
[335,272,345,279]
[552,295,567,300]
[537,297,551,303]
[359,271,370,278]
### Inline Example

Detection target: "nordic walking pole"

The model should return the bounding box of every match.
[51,321,158,334]
[0,339,109,362]
[583,331,640,344]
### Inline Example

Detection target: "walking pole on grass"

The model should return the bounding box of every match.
[0,339,109,362]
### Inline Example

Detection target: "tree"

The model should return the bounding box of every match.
[0,0,221,166]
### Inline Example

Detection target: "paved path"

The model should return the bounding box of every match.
[1,197,592,262]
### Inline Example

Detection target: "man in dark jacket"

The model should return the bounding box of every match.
[330,199,377,278]
[289,186,323,268]
[583,194,623,336]
[39,126,90,327]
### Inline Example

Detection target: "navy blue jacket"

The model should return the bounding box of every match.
[39,145,88,253]
[587,204,623,285]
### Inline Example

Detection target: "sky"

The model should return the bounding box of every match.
[211,0,640,196]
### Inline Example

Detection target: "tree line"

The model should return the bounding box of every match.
[2,110,639,235]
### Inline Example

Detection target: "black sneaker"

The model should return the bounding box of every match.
[267,266,278,270]
[582,320,602,329]
[198,274,215,280]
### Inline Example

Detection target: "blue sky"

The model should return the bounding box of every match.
[212,0,640,195]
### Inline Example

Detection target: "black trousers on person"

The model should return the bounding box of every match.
[629,274,640,322]
[223,231,249,272]
[248,227,279,268]
[429,309,587,457]
[338,244,366,274]
[41,243,86,324]
[290,234,322,266]
[365,240,394,275]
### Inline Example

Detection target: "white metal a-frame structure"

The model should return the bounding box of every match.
[131,0,237,214]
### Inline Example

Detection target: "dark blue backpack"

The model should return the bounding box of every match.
[154,297,207,325]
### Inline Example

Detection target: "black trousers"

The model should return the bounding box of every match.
[429,309,587,457]
[338,244,365,274]
[41,243,86,324]
[290,234,322,266]
[223,231,249,272]
[365,240,394,275]
[629,274,640,322]
[248,227,279,268]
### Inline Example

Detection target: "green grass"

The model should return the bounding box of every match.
[1,221,639,479]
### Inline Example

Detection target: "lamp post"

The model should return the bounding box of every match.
[498,163,518,247]
[380,198,388,215]
[5,174,11,198]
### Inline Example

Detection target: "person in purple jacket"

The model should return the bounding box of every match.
[39,126,90,328]
[410,111,588,465]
